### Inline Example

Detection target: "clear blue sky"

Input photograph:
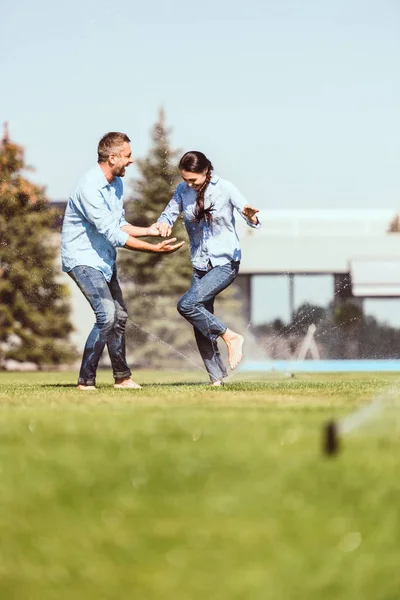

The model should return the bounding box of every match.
[2,0,399,208]
[2,0,400,329]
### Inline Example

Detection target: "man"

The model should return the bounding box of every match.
[61,132,184,390]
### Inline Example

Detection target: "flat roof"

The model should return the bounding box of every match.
[237,210,400,276]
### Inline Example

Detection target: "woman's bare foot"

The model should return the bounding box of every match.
[210,379,224,386]
[114,378,142,389]
[221,328,244,370]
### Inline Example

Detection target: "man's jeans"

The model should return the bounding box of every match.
[177,261,240,382]
[68,266,131,386]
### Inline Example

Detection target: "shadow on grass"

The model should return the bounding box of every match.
[42,382,208,389]
[41,384,79,389]
[143,382,208,388]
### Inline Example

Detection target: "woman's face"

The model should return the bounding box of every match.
[180,168,208,191]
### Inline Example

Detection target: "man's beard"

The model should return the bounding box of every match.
[114,166,126,177]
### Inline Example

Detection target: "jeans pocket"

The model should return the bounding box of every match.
[225,261,239,279]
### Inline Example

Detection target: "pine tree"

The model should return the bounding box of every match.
[117,110,194,367]
[0,125,76,368]
[117,110,244,369]
[119,109,191,293]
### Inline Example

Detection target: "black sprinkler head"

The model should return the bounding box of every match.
[323,420,339,456]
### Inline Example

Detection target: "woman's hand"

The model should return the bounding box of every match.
[146,223,162,236]
[156,238,185,253]
[156,222,172,237]
[242,205,259,224]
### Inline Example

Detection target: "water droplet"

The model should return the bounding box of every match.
[338,531,362,553]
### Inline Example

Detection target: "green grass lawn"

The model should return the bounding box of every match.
[0,369,400,600]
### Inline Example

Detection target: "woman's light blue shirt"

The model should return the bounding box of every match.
[61,165,129,282]
[158,174,261,270]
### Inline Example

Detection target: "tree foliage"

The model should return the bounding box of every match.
[252,300,400,360]
[388,213,400,233]
[118,110,243,367]
[0,127,75,368]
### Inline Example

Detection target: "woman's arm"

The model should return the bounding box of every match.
[241,205,260,225]
[226,181,261,228]
[156,185,184,237]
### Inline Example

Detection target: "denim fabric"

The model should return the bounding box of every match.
[177,261,240,382]
[158,175,261,270]
[68,266,131,386]
[61,165,129,282]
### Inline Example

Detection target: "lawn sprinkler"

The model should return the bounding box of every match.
[323,420,339,456]
[321,385,399,457]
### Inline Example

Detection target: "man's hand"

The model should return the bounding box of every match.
[242,205,260,225]
[156,238,185,253]
[147,223,162,236]
[156,222,172,237]
[124,234,184,253]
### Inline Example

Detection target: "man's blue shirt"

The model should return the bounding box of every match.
[157,174,261,270]
[61,165,129,281]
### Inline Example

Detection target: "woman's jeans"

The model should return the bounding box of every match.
[177,261,240,382]
[68,266,131,386]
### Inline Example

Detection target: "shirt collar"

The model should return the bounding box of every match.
[96,163,112,189]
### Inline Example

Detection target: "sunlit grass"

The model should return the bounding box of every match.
[0,370,400,599]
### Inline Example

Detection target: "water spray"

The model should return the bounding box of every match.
[322,385,399,457]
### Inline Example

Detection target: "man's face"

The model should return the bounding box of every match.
[110,142,134,177]
[180,168,208,191]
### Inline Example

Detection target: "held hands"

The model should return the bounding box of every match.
[147,223,162,236]
[242,205,259,224]
[142,223,173,237]
[129,221,183,253]
[156,238,185,254]
[155,222,172,237]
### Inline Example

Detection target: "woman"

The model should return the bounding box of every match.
[156,151,260,386]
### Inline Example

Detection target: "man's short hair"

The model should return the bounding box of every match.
[97,132,131,163]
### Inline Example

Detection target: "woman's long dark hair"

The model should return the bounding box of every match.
[179,151,214,223]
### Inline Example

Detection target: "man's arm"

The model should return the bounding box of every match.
[124,235,184,254]
[120,223,160,238]
[77,186,183,250]
[78,186,130,247]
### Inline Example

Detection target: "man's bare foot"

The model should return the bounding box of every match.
[114,378,142,389]
[221,328,244,370]
[210,379,224,386]
[77,384,97,391]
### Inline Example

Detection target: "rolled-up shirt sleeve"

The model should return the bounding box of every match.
[119,207,129,228]
[78,186,129,247]
[225,181,261,229]
[157,185,183,226]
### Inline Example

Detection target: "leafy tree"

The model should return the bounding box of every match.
[118,109,244,368]
[388,213,400,232]
[290,302,327,335]
[358,315,400,359]
[0,125,75,368]
[331,301,364,358]
[251,300,400,360]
